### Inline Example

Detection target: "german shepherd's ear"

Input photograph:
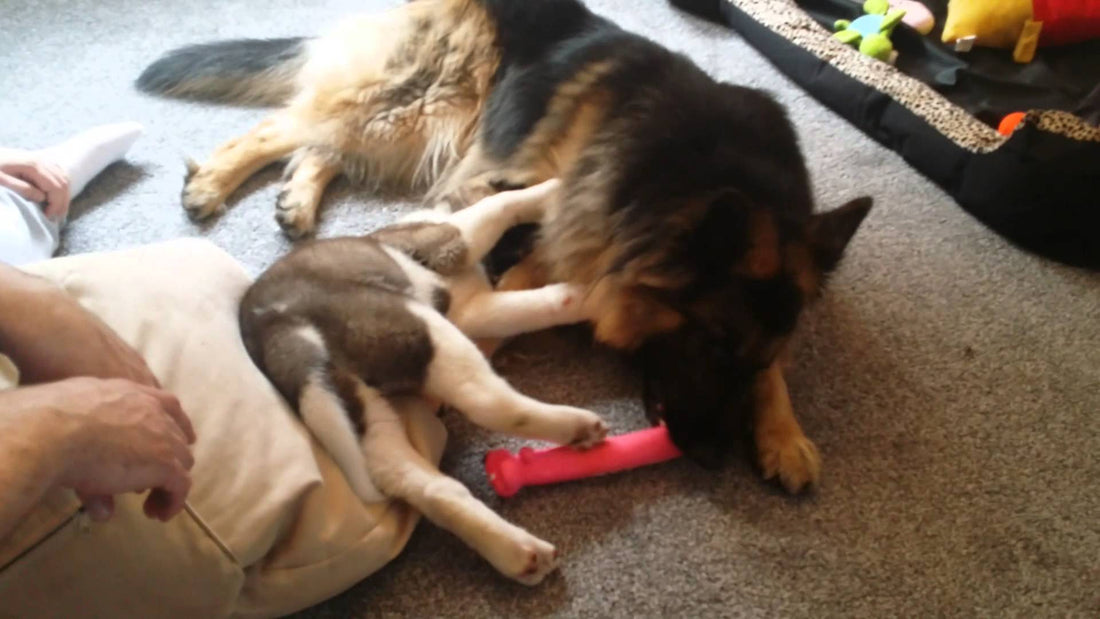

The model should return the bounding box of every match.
[807,197,873,272]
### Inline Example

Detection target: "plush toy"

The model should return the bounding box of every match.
[942,0,1100,63]
[484,425,682,497]
[834,0,907,64]
[889,0,935,35]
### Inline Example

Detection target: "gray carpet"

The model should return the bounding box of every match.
[4,0,1100,616]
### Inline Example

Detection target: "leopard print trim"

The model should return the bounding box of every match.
[1031,110,1100,142]
[725,0,1100,150]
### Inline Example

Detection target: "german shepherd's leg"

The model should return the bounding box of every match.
[182,112,299,220]
[753,362,821,493]
[359,391,559,585]
[405,302,607,446]
[275,147,343,238]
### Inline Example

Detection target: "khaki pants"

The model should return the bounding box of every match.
[0,239,446,618]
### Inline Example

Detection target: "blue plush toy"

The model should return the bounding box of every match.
[834,0,907,64]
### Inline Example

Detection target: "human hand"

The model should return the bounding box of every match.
[42,378,196,522]
[0,147,71,220]
[0,275,159,387]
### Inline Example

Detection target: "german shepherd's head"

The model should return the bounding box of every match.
[632,193,871,467]
[550,69,872,467]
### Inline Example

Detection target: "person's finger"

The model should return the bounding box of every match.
[9,161,54,195]
[29,163,69,220]
[13,162,68,217]
[77,493,115,522]
[168,430,195,471]
[144,467,191,521]
[141,387,196,444]
[41,163,71,220]
[0,172,47,203]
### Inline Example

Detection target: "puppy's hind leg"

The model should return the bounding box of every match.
[406,301,607,447]
[183,112,299,220]
[360,392,559,585]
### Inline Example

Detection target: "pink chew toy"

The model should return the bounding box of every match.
[484,425,682,497]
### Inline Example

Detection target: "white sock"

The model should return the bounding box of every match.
[36,122,144,198]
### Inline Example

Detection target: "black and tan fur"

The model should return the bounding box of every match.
[139,0,872,494]
[239,181,607,584]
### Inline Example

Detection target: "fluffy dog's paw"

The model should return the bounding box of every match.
[181,167,227,221]
[275,188,317,239]
[491,530,559,586]
[757,431,821,494]
[180,181,225,223]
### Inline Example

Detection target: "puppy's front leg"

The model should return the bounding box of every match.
[450,282,589,340]
[446,179,561,268]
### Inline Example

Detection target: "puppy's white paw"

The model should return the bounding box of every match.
[559,407,608,449]
[486,528,559,586]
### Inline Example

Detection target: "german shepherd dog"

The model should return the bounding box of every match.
[138,0,872,494]
[239,181,607,584]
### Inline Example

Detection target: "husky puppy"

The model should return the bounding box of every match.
[239,180,607,584]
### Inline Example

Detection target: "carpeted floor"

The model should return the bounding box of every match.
[4,1,1099,616]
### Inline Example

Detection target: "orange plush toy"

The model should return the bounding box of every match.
[942,0,1100,62]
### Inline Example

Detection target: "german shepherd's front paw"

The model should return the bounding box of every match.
[181,160,227,221]
[275,187,317,239]
[757,432,821,494]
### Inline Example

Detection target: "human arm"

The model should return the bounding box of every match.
[0,263,158,386]
[0,378,196,542]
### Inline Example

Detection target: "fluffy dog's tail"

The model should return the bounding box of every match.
[136,37,307,106]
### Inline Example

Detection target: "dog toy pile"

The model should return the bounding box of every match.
[485,425,682,497]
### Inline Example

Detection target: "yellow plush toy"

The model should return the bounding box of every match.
[942,0,1100,62]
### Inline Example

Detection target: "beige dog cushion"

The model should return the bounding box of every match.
[0,239,446,618]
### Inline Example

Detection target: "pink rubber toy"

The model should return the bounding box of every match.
[484,425,682,497]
